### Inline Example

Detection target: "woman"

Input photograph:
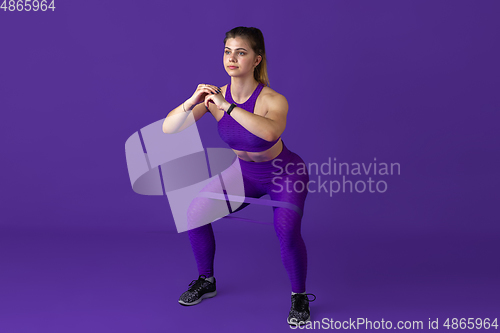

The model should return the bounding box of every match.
[162,26,315,326]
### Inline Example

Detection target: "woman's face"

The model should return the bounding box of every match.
[223,37,261,78]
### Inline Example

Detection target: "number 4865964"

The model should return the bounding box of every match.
[1,0,56,11]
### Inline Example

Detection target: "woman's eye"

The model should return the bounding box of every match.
[224,51,245,55]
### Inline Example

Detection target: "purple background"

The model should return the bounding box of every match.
[1,1,499,332]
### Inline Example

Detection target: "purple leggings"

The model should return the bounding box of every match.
[186,141,309,293]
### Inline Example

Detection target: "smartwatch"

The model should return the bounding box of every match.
[226,103,237,115]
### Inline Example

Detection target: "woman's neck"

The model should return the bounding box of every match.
[230,76,259,104]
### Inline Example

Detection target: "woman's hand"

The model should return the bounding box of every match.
[187,84,221,107]
[204,90,230,111]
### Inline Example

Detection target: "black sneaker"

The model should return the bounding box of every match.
[287,293,316,326]
[178,275,217,306]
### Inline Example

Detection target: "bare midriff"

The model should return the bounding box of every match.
[232,138,283,162]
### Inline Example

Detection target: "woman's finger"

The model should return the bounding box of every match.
[204,94,212,108]
[199,84,220,94]
[205,85,220,94]
[208,86,220,94]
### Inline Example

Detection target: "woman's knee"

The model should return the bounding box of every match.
[274,213,303,244]
[186,196,230,229]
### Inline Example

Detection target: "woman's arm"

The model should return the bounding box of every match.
[163,84,220,133]
[222,93,288,141]
[162,100,210,134]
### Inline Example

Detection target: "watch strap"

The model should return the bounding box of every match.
[226,103,236,115]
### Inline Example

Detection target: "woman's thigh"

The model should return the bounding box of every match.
[267,152,310,213]
[187,158,267,228]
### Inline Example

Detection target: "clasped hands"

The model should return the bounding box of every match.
[204,86,230,111]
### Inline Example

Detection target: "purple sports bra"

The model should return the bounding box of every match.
[217,82,280,152]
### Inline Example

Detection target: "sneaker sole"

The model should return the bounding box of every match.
[287,315,311,326]
[178,291,217,306]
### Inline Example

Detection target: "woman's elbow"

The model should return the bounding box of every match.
[162,121,175,134]
[267,127,284,142]
[162,123,170,134]
[266,131,279,142]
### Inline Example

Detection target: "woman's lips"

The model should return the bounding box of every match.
[228,66,238,69]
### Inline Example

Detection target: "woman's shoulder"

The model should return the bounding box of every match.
[261,85,287,105]
[262,84,279,95]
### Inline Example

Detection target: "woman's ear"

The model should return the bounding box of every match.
[255,54,262,67]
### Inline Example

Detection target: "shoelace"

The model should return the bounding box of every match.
[187,275,209,293]
[293,293,316,302]
[292,293,317,311]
